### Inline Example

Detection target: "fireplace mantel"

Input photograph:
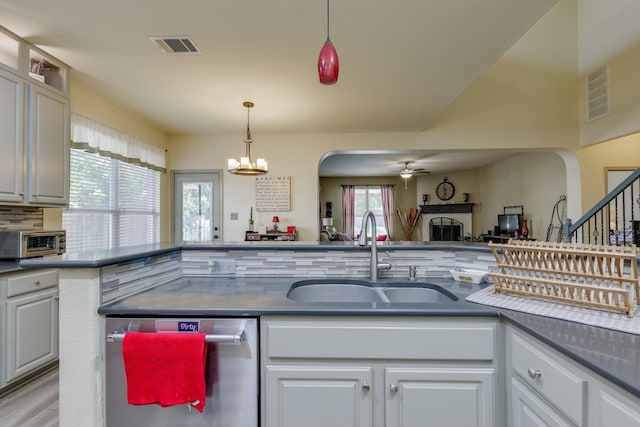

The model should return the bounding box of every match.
[420,203,474,214]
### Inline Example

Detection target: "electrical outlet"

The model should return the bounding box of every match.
[212,259,236,274]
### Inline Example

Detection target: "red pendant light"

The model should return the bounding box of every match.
[318,0,339,85]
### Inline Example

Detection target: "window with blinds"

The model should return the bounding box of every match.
[62,149,160,253]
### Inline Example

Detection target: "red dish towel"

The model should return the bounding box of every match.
[122,332,208,412]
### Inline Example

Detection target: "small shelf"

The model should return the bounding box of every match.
[245,232,297,241]
[28,50,67,93]
[0,27,69,96]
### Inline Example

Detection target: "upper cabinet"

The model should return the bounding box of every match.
[0,26,69,207]
[0,68,25,203]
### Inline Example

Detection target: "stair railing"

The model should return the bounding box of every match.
[565,168,640,246]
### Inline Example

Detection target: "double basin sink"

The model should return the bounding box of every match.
[286,279,458,304]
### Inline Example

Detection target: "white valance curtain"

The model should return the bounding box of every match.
[70,112,166,172]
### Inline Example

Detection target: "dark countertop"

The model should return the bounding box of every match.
[99,277,496,317]
[0,260,22,274]
[99,275,640,399]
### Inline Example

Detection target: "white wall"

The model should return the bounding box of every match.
[578,0,640,146]
[477,151,567,240]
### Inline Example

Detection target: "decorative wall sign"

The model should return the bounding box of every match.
[256,176,291,212]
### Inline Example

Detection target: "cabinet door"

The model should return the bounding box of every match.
[26,84,69,205]
[385,367,495,427]
[0,68,24,203]
[265,366,373,427]
[593,385,640,427]
[5,287,58,382]
[511,378,576,427]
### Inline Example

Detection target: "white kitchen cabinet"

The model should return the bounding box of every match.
[591,380,640,427]
[0,27,69,207]
[265,366,373,427]
[0,67,25,204]
[26,83,69,205]
[510,377,575,427]
[507,326,586,426]
[261,316,501,427]
[1,269,58,388]
[506,325,640,427]
[385,367,495,427]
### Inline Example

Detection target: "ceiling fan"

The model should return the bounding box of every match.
[399,161,430,179]
[399,161,429,189]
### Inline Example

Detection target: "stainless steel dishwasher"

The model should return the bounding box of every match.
[104,317,258,427]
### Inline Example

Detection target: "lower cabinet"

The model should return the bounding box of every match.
[591,379,640,427]
[262,316,501,427]
[1,269,59,389]
[510,377,576,427]
[385,367,495,427]
[506,325,640,427]
[265,365,495,427]
[265,366,373,427]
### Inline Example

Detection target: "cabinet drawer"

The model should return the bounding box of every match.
[6,270,57,297]
[265,318,496,361]
[510,329,586,425]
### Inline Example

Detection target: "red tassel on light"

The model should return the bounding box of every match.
[318,39,339,85]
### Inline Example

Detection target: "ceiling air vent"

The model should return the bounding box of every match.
[586,64,609,122]
[149,36,200,54]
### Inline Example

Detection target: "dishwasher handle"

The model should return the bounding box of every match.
[106,329,246,344]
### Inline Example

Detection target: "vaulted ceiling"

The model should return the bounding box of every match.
[0,0,556,137]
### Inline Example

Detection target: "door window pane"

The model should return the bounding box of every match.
[181,182,213,241]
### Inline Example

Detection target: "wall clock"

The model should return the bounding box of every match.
[436,177,455,201]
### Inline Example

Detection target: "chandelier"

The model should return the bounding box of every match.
[227,101,268,175]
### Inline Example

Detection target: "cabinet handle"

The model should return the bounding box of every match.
[389,383,398,393]
[527,368,542,379]
[34,280,41,286]
[361,382,370,391]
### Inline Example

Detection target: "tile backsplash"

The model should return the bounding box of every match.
[0,207,43,230]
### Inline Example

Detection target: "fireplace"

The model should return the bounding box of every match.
[420,203,474,241]
[430,217,463,241]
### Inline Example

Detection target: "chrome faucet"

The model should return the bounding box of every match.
[358,210,392,280]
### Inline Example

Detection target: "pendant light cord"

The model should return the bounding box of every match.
[326,0,331,42]
[246,105,252,142]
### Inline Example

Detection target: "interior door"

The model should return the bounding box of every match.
[172,171,221,242]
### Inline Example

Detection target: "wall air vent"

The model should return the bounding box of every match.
[586,63,609,122]
[149,36,200,54]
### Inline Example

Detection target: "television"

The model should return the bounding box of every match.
[498,214,522,235]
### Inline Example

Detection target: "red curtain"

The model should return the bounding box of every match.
[341,185,355,238]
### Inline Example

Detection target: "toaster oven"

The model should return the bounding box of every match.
[0,230,66,259]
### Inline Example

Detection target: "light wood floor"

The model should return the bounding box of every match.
[0,368,58,427]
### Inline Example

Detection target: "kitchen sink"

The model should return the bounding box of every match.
[286,279,458,304]
[382,286,457,303]
[286,279,387,303]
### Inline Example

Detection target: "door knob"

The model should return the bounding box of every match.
[389,383,398,393]
[527,368,542,379]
